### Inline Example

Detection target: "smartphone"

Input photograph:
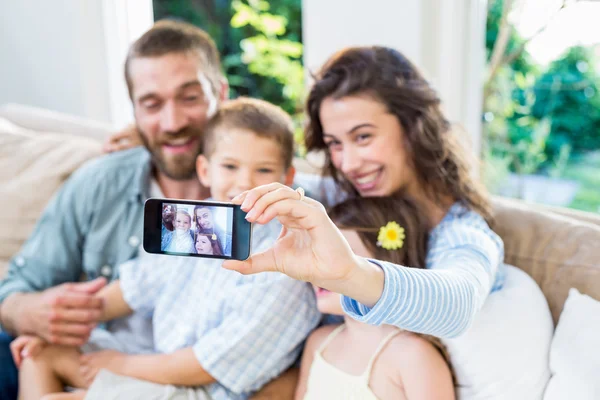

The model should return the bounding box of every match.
[143,198,252,261]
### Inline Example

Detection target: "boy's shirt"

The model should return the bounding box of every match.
[119,219,321,400]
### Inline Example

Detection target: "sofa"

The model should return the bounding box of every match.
[2,103,600,398]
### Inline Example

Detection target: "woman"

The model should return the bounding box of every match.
[223,46,505,339]
[193,205,229,256]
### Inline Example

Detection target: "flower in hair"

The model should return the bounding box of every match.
[377,221,405,250]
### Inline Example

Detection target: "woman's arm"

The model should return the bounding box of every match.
[97,280,133,321]
[343,223,501,338]
[225,183,500,338]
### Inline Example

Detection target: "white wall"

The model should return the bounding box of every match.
[302,0,487,152]
[0,0,153,126]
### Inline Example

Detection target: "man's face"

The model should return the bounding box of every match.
[130,52,217,180]
[195,207,214,230]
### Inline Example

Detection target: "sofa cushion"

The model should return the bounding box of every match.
[0,117,102,278]
[543,288,600,400]
[491,197,600,323]
[444,265,553,400]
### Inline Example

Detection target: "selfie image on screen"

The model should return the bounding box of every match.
[160,203,234,257]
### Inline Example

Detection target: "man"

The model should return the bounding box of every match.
[0,20,226,399]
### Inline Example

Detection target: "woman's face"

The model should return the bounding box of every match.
[195,208,214,230]
[314,229,372,315]
[175,213,191,231]
[320,95,418,197]
[195,235,214,255]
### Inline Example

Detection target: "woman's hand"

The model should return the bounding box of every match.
[9,335,47,367]
[103,124,143,153]
[223,183,385,306]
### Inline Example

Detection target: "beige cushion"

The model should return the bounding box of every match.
[491,196,600,324]
[0,118,102,278]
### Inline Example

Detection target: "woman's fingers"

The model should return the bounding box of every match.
[247,187,304,223]
[222,249,278,275]
[239,183,287,211]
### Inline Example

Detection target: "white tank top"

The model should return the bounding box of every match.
[303,325,402,400]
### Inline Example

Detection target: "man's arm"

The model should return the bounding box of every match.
[0,279,105,345]
[0,161,104,342]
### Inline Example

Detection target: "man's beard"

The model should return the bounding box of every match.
[138,125,203,180]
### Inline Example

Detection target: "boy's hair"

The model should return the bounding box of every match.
[328,193,455,381]
[203,97,295,169]
[176,210,192,224]
[328,193,430,269]
[125,19,223,99]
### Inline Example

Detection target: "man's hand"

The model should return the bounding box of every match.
[80,350,128,386]
[9,335,47,368]
[103,124,142,153]
[23,278,107,346]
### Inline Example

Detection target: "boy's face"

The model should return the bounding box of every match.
[196,128,295,202]
[175,213,191,231]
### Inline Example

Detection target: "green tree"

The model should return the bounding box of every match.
[531,46,600,160]
[152,0,303,116]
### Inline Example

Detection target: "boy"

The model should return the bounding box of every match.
[11,98,320,400]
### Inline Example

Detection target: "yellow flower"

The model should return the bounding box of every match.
[377,221,405,250]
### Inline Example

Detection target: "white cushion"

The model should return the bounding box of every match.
[443,265,553,400]
[543,288,600,400]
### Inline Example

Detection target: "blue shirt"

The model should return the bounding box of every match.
[0,148,158,347]
[342,202,506,338]
[0,147,152,309]
[119,220,320,399]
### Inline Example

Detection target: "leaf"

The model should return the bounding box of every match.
[231,8,253,28]
[258,14,286,36]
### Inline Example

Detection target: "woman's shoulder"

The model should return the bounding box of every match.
[430,202,504,253]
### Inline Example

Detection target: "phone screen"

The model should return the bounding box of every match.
[144,198,252,261]
[162,202,234,257]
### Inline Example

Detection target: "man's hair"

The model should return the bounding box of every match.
[124,19,223,99]
[203,97,295,169]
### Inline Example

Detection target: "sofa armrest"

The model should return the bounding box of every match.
[0,103,113,142]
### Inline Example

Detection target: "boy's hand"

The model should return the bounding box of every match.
[80,350,128,386]
[9,335,47,368]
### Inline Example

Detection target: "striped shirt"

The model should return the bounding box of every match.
[342,202,506,338]
[119,220,321,399]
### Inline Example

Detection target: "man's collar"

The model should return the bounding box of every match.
[130,147,153,204]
